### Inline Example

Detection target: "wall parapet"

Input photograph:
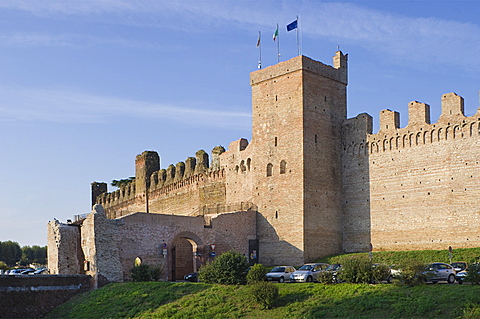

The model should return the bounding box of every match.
[344,93,480,157]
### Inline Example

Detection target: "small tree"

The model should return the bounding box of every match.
[396,260,427,286]
[372,263,391,283]
[338,255,373,284]
[130,263,164,282]
[247,263,267,284]
[317,270,335,284]
[466,263,480,285]
[198,250,249,285]
[250,281,279,309]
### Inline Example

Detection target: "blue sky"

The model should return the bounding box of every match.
[0,0,478,247]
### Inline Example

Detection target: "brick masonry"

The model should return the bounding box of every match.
[48,51,480,284]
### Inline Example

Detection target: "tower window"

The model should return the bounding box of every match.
[266,163,273,177]
[274,137,278,147]
[280,160,286,174]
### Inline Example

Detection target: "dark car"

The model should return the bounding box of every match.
[325,263,343,283]
[451,261,467,273]
[184,272,199,282]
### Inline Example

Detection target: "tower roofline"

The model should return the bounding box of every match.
[250,51,347,86]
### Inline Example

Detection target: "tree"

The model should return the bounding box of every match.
[198,250,249,285]
[19,245,47,266]
[0,241,21,267]
[111,177,135,188]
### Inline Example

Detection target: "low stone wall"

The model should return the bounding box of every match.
[0,274,91,318]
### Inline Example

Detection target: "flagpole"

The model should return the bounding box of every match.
[296,15,300,56]
[276,23,280,63]
[257,31,262,69]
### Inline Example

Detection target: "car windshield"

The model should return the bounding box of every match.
[326,264,340,271]
[299,265,313,271]
[270,267,285,272]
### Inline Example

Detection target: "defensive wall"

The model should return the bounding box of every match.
[0,274,91,318]
[343,92,480,252]
[48,204,257,285]
[49,51,480,278]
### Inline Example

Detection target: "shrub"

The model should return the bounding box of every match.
[372,263,391,283]
[130,263,164,282]
[317,270,335,284]
[395,260,427,286]
[466,263,480,285]
[338,255,373,283]
[0,261,8,272]
[198,250,249,285]
[247,263,267,284]
[250,281,279,309]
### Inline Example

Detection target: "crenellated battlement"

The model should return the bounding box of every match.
[93,146,227,216]
[344,92,480,157]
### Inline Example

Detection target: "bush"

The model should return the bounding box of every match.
[250,281,279,309]
[198,250,249,285]
[466,263,480,285]
[395,260,427,286]
[317,270,335,284]
[130,263,164,282]
[372,263,391,283]
[338,255,373,284]
[247,263,267,284]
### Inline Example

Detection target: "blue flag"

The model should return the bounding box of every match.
[286,19,298,32]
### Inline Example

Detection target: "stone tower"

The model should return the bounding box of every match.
[250,52,348,264]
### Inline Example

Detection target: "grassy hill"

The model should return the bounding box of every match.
[45,248,480,319]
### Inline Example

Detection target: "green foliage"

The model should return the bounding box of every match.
[246,263,267,284]
[395,260,427,286]
[466,263,480,285]
[319,247,480,267]
[250,281,279,309]
[317,270,335,284]
[372,263,391,283]
[0,261,8,271]
[130,264,164,282]
[0,241,22,266]
[45,281,480,319]
[462,303,480,319]
[338,255,373,284]
[111,177,135,188]
[19,245,47,266]
[198,250,249,285]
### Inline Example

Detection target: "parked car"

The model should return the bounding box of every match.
[451,261,467,273]
[325,263,342,283]
[424,262,456,284]
[184,272,199,282]
[289,263,329,283]
[20,268,36,275]
[8,269,28,275]
[265,266,296,283]
[456,263,480,284]
[32,268,49,275]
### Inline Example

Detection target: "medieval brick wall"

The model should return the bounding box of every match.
[343,92,480,252]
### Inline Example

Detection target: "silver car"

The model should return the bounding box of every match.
[424,262,456,284]
[265,266,296,283]
[289,263,329,283]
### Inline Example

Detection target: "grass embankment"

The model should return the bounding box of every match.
[45,282,480,318]
[45,248,480,319]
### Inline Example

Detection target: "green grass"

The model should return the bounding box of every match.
[317,247,480,266]
[45,281,480,319]
[45,248,480,319]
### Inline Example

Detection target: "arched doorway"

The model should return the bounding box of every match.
[171,232,204,281]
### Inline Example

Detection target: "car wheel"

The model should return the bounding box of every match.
[279,277,284,283]
[447,274,455,284]
[306,276,313,282]
[387,275,393,284]
[458,280,463,285]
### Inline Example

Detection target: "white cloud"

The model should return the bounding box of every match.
[0,86,250,128]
